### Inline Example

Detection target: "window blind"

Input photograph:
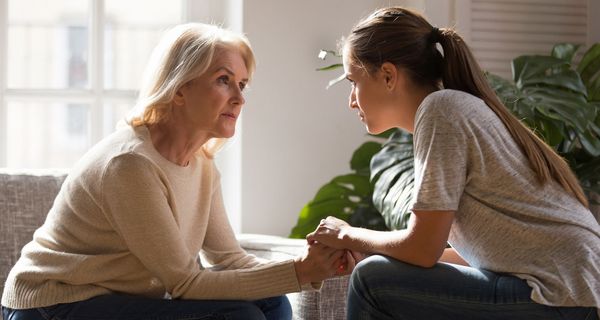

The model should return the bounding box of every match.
[468,0,587,79]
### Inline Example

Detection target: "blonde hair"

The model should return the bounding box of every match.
[127,23,255,157]
[345,7,588,207]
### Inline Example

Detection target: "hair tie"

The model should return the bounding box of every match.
[429,27,441,43]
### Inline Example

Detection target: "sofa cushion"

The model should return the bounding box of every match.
[0,169,67,297]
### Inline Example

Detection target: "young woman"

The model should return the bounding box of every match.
[307,7,600,320]
[1,23,355,320]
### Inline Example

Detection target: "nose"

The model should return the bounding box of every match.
[232,86,245,106]
[348,88,357,110]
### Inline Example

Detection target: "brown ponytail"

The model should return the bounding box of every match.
[345,7,589,207]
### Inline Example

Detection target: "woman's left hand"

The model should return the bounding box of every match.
[306,216,352,250]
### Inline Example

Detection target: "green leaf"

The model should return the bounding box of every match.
[523,87,590,133]
[332,174,373,197]
[370,128,401,139]
[370,142,413,181]
[289,173,380,238]
[551,43,580,63]
[586,73,600,102]
[348,206,388,231]
[289,198,356,238]
[512,56,564,84]
[316,63,343,71]
[576,129,600,157]
[370,131,415,230]
[577,43,600,84]
[311,181,361,204]
[350,141,382,173]
[538,119,565,147]
[513,55,587,95]
[521,70,587,96]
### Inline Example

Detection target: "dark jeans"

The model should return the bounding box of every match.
[2,294,291,320]
[347,255,598,320]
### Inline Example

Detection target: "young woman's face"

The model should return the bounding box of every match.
[343,54,395,135]
[174,48,248,139]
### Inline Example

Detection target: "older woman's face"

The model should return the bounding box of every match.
[174,48,248,139]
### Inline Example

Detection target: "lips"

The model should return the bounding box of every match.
[221,112,238,120]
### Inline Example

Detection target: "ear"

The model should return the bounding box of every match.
[173,88,185,106]
[379,62,398,91]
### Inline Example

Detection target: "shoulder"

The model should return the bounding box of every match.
[63,126,145,182]
[415,89,497,135]
[417,90,484,123]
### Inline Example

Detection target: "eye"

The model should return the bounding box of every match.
[239,81,247,92]
[217,75,230,85]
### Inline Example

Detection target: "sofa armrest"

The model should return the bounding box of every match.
[0,169,68,302]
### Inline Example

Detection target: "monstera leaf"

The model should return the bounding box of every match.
[489,43,600,195]
[370,129,415,230]
[289,141,388,238]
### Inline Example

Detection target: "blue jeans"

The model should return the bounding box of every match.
[348,255,598,320]
[2,294,291,320]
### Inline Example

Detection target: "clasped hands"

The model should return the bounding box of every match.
[294,216,365,285]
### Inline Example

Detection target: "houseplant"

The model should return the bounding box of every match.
[290,43,600,238]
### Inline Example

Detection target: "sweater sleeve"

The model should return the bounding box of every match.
[100,153,301,300]
[201,166,269,270]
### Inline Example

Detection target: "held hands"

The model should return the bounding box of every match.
[294,241,345,285]
[306,216,352,250]
[295,216,366,285]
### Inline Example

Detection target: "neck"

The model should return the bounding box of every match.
[400,84,437,133]
[147,120,209,166]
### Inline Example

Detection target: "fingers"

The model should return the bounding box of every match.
[334,250,358,276]
[350,250,365,263]
[306,232,316,244]
[345,250,357,271]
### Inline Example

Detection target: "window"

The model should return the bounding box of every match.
[0,0,184,168]
[0,0,244,232]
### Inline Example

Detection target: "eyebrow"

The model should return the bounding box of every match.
[216,66,249,82]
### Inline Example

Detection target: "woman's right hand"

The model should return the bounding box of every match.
[294,242,345,285]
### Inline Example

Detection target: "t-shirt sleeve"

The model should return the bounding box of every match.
[411,99,469,211]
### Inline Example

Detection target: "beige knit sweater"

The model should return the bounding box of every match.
[2,125,301,309]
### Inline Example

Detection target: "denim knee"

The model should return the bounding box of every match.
[351,255,393,287]
[226,303,266,320]
[254,295,292,320]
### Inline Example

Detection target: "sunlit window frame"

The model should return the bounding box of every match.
[0,0,200,167]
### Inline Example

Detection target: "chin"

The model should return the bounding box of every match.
[222,131,235,139]
[365,125,389,135]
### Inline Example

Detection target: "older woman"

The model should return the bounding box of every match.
[1,23,351,320]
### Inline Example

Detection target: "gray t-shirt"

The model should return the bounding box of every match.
[412,89,600,310]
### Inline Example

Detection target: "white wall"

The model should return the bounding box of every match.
[239,0,412,236]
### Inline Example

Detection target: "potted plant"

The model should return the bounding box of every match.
[290,43,600,238]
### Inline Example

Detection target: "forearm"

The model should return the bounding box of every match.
[311,212,453,268]
[343,227,442,267]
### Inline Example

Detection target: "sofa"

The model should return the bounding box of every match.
[0,169,350,320]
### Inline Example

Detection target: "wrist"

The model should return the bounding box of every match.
[340,226,356,249]
[293,257,308,285]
